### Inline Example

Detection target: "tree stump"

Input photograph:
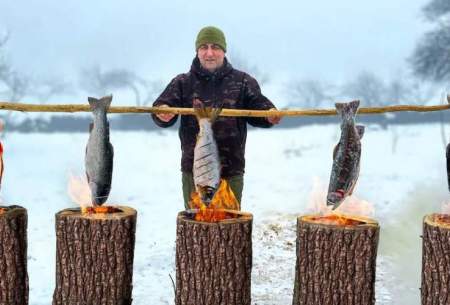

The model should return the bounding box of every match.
[292,214,379,305]
[52,206,137,305]
[421,213,450,305]
[176,209,253,305]
[0,205,28,305]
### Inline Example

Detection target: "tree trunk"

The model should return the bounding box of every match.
[0,205,28,305]
[421,213,450,305]
[292,214,379,305]
[175,210,253,305]
[52,206,137,305]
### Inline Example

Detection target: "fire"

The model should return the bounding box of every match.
[189,179,239,222]
[68,172,117,215]
[434,214,450,225]
[0,208,5,214]
[307,214,366,226]
[81,206,121,214]
[307,176,374,218]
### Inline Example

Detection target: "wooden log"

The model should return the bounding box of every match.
[292,214,379,305]
[0,205,28,305]
[175,210,253,305]
[421,213,450,305]
[52,206,137,305]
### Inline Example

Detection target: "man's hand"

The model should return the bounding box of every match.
[155,104,175,122]
[267,108,282,125]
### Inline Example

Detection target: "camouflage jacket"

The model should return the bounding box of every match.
[152,57,276,177]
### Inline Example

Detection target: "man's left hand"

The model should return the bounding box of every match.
[267,108,282,125]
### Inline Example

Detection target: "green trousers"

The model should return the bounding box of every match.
[182,172,243,210]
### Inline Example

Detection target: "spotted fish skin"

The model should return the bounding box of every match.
[327,100,364,210]
[85,95,114,206]
[193,99,222,206]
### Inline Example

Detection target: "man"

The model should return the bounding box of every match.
[152,26,281,209]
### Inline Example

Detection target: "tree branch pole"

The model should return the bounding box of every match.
[0,101,449,117]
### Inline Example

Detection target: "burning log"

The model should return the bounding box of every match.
[421,213,450,305]
[0,205,28,305]
[176,209,252,305]
[292,214,379,305]
[52,206,136,305]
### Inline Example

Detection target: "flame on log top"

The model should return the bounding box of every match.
[301,213,378,227]
[0,205,26,216]
[58,205,132,220]
[429,213,450,226]
[179,209,252,224]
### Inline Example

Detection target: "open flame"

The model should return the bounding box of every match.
[434,214,450,225]
[306,214,366,226]
[307,177,374,223]
[68,173,117,214]
[189,179,239,222]
[0,207,5,215]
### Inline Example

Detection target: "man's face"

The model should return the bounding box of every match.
[197,43,225,72]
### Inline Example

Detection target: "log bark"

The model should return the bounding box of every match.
[292,214,379,305]
[175,210,253,305]
[52,206,137,305]
[0,205,28,305]
[421,213,450,305]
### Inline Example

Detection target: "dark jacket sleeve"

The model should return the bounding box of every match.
[242,73,276,128]
[151,75,184,128]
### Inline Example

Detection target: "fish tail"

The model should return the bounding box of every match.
[335,100,360,121]
[88,95,113,113]
[356,125,365,139]
[193,99,222,122]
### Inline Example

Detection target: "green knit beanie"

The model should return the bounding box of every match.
[195,26,227,52]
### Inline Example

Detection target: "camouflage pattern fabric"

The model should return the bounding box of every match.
[152,57,276,177]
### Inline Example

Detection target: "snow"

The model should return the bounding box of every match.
[1,123,447,305]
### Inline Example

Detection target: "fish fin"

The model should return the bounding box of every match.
[332,143,339,159]
[335,100,360,121]
[356,125,365,139]
[87,95,113,112]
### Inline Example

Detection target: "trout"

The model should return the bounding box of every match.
[192,99,222,206]
[327,100,364,210]
[85,95,114,206]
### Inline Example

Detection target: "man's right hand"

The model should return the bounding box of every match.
[155,104,175,122]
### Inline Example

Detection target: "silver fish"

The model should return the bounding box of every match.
[85,95,114,206]
[327,100,364,210]
[193,99,222,206]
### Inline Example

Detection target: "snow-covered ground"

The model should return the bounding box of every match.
[2,123,447,305]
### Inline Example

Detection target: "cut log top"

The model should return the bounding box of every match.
[423,213,450,228]
[56,206,136,220]
[300,213,379,230]
[0,205,27,218]
[178,209,252,224]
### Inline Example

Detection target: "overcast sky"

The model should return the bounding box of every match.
[0,0,430,104]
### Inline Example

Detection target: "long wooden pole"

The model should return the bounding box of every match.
[0,101,449,117]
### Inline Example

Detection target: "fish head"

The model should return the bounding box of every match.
[197,185,217,207]
[89,182,111,206]
[327,190,345,210]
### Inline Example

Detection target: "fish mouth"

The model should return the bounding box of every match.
[197,185,217,206]
[326,191,344,208]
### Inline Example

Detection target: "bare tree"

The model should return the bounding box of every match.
[79,66,163,106]
[411,0,450,82]
[342,71,386,106]
[286,79,334,108]
[227,51,270,86]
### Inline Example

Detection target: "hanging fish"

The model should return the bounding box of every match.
[192,99,222,207]
[327,100,365,210]
[85,95,114,206]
